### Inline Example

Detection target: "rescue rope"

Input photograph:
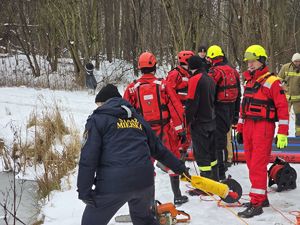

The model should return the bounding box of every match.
[183,171,298,225]
[270,205,297,225]
[289,211,300,225]
[217,200,242,208]
[202,190,249,225]
[192,161,199,176]
[240,191,298,225]
[183,174,249,225]
[200,195,215,202]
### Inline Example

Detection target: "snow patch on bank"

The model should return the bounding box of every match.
[0,87,299,225]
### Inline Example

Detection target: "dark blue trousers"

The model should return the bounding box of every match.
[81,185,159,225]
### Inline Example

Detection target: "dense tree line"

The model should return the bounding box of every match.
[0,0,299,84]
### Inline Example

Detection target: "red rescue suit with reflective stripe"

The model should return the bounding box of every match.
[237,66,289,205]
[167,66,191,151]
[124,74,185,159]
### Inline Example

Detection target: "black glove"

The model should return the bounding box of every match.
[236,132,243,144]
[82,198,97,207]
[178,131,187,144]
[79,191,97,207]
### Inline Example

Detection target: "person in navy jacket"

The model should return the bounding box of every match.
[77,84,189,225]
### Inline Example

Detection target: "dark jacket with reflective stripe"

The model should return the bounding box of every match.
[186,70,216,127]
[77,97,186,198]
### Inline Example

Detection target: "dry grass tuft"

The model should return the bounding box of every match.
[31,108,80,200]
[9,103,80,200]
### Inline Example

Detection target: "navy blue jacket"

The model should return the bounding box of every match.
[77,97,186,199]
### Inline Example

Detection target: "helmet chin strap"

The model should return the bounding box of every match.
[249,64,265,76]
[258,64,266,71]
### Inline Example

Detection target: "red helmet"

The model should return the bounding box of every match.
[178,51,195,65]
[138,52,157,69]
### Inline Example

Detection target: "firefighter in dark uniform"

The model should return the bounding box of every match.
[206,45,241,180]
[186,56,218,180]
[77,84,189,225]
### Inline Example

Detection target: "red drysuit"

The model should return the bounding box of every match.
[237,66,289,205]
[167,66,192,151]
[124,73,185,161]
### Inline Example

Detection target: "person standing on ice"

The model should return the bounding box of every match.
[237,45,289,218]
[278,52,300,136]
[166,50,194,159]
[185,56,218,181]
[206,45,241,181]
[85,62,97,95]
[77,84,190,225]
[123,52,189,205]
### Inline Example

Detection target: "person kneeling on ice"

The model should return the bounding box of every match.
[237,45,289,218]
[77,84,190,225]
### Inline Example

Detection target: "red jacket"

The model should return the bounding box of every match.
[123,74,185,134]
[237,66,289,135]
[166,66,191,103]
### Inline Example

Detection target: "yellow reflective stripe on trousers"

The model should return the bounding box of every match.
[286,95,300,100]
[198,166,211,172]
[210,160,218,167]
[287,71,300,76]
[250,188,266,195]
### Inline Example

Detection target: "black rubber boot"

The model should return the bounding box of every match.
[238,204,263,218]
[170,176,188,205]
[242,199,270,208]
[217,149,227,181]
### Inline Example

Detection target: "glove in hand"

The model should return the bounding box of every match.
[79,191,97,207]
[276,134,288,149]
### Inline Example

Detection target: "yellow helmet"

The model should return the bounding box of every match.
[207,45,224,59]
[244,45,268,62]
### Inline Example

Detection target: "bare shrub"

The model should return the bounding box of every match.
[0,138,13,171]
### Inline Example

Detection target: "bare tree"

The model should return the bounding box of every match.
[0,0,299,86]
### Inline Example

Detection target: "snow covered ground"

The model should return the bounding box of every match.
[0,54,171,90]
[0,87,300,225]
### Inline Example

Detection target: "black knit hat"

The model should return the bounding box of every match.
[198,46,207,53]
[188,56,205,70]
[95,84,122,103]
